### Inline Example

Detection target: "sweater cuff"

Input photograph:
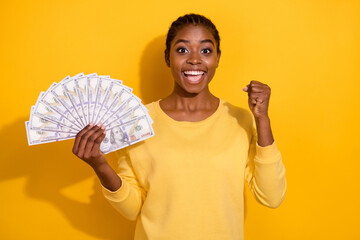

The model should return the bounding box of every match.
[255,141,282,164]
[102,175,130,202]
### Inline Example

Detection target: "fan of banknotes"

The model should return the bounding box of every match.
[25,73,154,154]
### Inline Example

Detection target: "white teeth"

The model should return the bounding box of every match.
[184,71,204,76]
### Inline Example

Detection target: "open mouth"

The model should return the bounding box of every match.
[182,70,205,84]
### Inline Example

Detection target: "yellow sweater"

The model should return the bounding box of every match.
[102,99,287,240]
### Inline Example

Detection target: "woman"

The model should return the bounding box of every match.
[72,13,287,240]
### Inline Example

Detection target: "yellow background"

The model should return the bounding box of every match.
[1,0,359,239]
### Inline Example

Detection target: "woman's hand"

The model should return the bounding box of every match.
[243,80,271,120]
[72,122,107,170]
[72,123,122,191]
[243,80,274,146]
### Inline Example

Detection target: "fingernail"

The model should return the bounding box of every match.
[101,125,106,130]
[97,122,102,127]
[242,87,247,91]
[89,122,94,127]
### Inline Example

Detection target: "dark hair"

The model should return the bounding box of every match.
[165,13,221,66]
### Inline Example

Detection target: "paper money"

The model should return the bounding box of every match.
[26,121,76,145]
[26,73,155,154]
[100,115,154,154]
[29,111,78,133]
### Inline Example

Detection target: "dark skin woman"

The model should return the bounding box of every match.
[71,14,287,240]
[72,25,273,193]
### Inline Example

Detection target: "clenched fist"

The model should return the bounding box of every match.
[243,80,271,119]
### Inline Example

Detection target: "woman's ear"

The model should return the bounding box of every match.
[216,50,221,68]
[165,50,170,67]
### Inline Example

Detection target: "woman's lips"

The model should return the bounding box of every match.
[182,70,205,84]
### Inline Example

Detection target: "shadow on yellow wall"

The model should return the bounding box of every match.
[139,34,173,104]
[0,35,174,239]
[0,118,135,239]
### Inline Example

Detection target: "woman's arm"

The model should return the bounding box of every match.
[72,123,144,220]
[243,81,287,208]
[243,80,274,146]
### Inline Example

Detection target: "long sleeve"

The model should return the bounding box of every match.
[102,148,147,220]
[244,124,287,208]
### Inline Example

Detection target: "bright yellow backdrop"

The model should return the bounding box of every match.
[1,0,359,239]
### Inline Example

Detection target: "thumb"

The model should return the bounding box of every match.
[242,86,248,92]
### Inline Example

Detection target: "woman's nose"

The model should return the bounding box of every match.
[186,53,202,65]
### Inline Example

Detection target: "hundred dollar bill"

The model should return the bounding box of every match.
[26,121,76,145]
[105,103,148,127]
[75,74,93,126]
[62,77,87,127]
[96,80,131,122]
[100,115,154,154]
[96,87,135,124]
[50,75,84,127]
[33,93,82,130]
[32,111,80,132]
[92,78,113,124]
[60,72,90,126]
[102,95,142,125]
[111,78,132,92]
[88,75,103,124]
[92,78,131,124]
[40,83,81,129]
[99,89,134,124]
[29,107,78,133]
[123,115,154,144]
[94,82,119,124]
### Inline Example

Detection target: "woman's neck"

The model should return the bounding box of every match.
[159,86,220,122]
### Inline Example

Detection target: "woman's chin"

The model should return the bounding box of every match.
[177,82,209,95]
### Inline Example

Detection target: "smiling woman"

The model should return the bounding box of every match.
[72,13,287,240]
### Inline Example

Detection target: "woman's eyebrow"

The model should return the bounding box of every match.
[174,39,215,46]
[174,39,190,45]
[200,39,215,46]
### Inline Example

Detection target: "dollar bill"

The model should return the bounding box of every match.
[88,75,103,123]
[29,108,78,133]
[75,75,90,125]
[105,103,148,127]
[50,76,84,127]
[40,83,81,129]
[102,93,141,125]
[26,121,77,145]
[111,78,132,92]
[92,78,113,124]
[96,86,135,124]
[33,93,82,130]
[92,78,132,124]
[62,78,86,127]
[100,115,154,154]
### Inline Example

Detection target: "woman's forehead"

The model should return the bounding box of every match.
[172,25,216,44]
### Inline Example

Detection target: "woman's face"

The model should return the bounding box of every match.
[168,24,221,94]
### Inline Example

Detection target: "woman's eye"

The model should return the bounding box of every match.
[177,48,188,53]
[201,48,212,54]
